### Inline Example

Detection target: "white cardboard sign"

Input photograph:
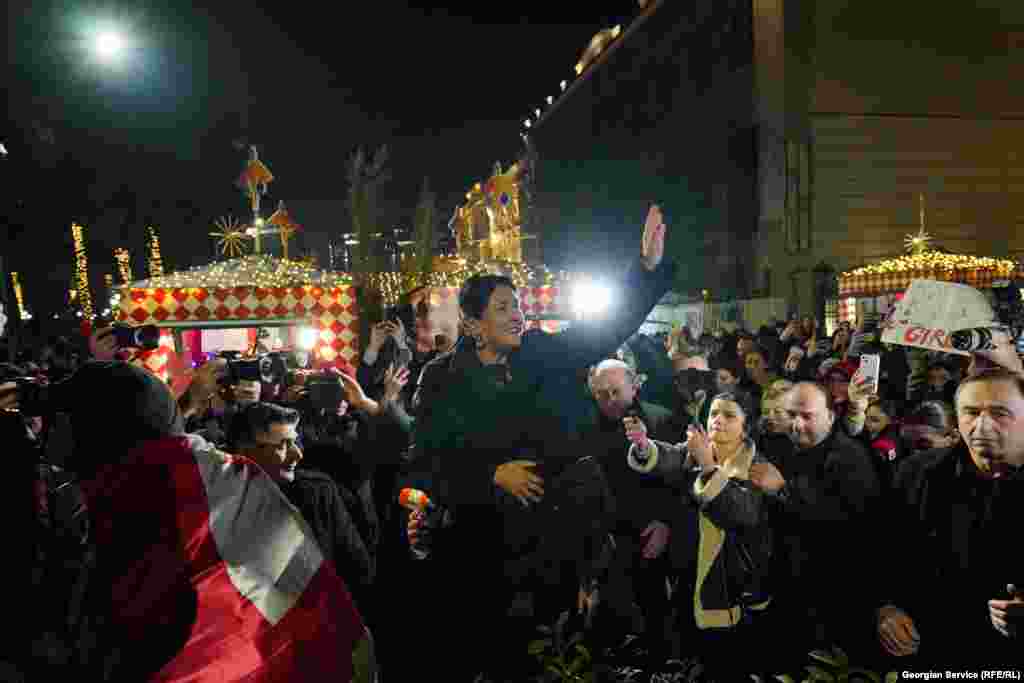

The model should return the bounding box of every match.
[880,279,996,356]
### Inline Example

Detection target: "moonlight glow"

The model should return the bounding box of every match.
[94,30,124,60]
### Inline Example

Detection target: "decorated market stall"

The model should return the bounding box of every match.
[118,255,579,381]
[836,228,1024,327]
[112,147,585,382]
[118,255,359,379]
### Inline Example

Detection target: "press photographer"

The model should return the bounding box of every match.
[179,351,295,447]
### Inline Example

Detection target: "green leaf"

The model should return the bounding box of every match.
[885,673,900,683]
[809,650,839,667]
[773,675,797,683]
[847,670,881,683]
[547,664,567,677]
[806,665,835,682]
[528,639,553,656]
[573,643,591,663]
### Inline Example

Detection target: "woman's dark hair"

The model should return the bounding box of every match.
[907,400,956,434]
[459,274,516,320]
[707,390,756,437]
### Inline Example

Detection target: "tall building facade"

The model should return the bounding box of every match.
[525,0,757,295]
[526,0,1024,319]
[755,0,1024,319]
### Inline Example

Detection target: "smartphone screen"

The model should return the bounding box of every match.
[859,354,881,394]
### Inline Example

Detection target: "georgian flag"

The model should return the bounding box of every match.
[82,435,373,682]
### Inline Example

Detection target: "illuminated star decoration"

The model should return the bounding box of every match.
[210,216,252,258]
[903,227,933,256]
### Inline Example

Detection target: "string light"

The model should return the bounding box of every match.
[148,226,164,277]
[71,223,94,321]
[843,250,1017,277]
[115,248,133,283]
[126,253,578,310]
[10,272,29,320]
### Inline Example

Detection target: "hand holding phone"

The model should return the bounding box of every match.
[858,354,881,395]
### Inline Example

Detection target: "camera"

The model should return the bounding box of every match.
[949,280,1024,353]
[305,373,345,412]
[673,367,715,405]
[221,353,290,387]
[109,323,161,351]
[386,303,416,335]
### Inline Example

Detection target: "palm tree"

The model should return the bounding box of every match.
[346,145,390,343]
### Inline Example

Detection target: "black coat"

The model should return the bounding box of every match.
[883,444,1023,667]
[765,427,882,636]
[280,469,374,608]
[590,400,681,536]
[410,258,675,583]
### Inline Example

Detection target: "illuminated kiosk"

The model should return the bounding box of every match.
[448,160,579,333]
[836,227,1024,323]
[117,255,359,381]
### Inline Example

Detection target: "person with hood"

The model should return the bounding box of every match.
[10,361,375,681]
[409,205,675,681]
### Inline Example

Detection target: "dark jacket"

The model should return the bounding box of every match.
[590,399,681,536]
[410,258,675,582]
[883,444,1023,667]
[410,258,675,506]
[299,409,380,558]
[765,427,882,635]
[280,469,374,608]
[859,423,905,491]
[628,438,773,629]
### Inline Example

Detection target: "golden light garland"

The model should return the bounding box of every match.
[843,250,1018,278]
[127,254,579,310]
[115,248,133,284]
[104,273,114,290]
[71,223,94,320]
[367,258,579,307]
[148,226,164,278]
[10,272,28,319]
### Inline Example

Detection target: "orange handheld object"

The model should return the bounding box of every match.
[398,488,434,512]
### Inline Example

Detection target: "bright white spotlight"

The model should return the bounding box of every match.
[572,281,613,316]
[94,30,125,61]
[298,327,318,351]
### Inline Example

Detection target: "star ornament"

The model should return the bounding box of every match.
[904,227,933,255]
[210,216,252,258]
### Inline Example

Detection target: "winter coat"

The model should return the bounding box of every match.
[627,438,773,629]
[763,427,882,637]
[409,258,675,584]
[883,443,1023,667]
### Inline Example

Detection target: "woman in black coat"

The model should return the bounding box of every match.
[409,206,676,681]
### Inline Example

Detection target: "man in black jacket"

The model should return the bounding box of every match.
[877,368,1023,669]
[586,359,687,676]
[748,381,882,670]
[227,402,374,614]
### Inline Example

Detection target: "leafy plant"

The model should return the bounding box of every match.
[527,613,593,682]
[771,646,899,683]
[411,176,436,275]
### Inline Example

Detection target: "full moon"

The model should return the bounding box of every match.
[94,31,124,60]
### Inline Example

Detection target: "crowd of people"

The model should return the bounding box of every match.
[0,205,1021,682]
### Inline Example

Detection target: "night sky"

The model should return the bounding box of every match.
[4,1,641,321]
